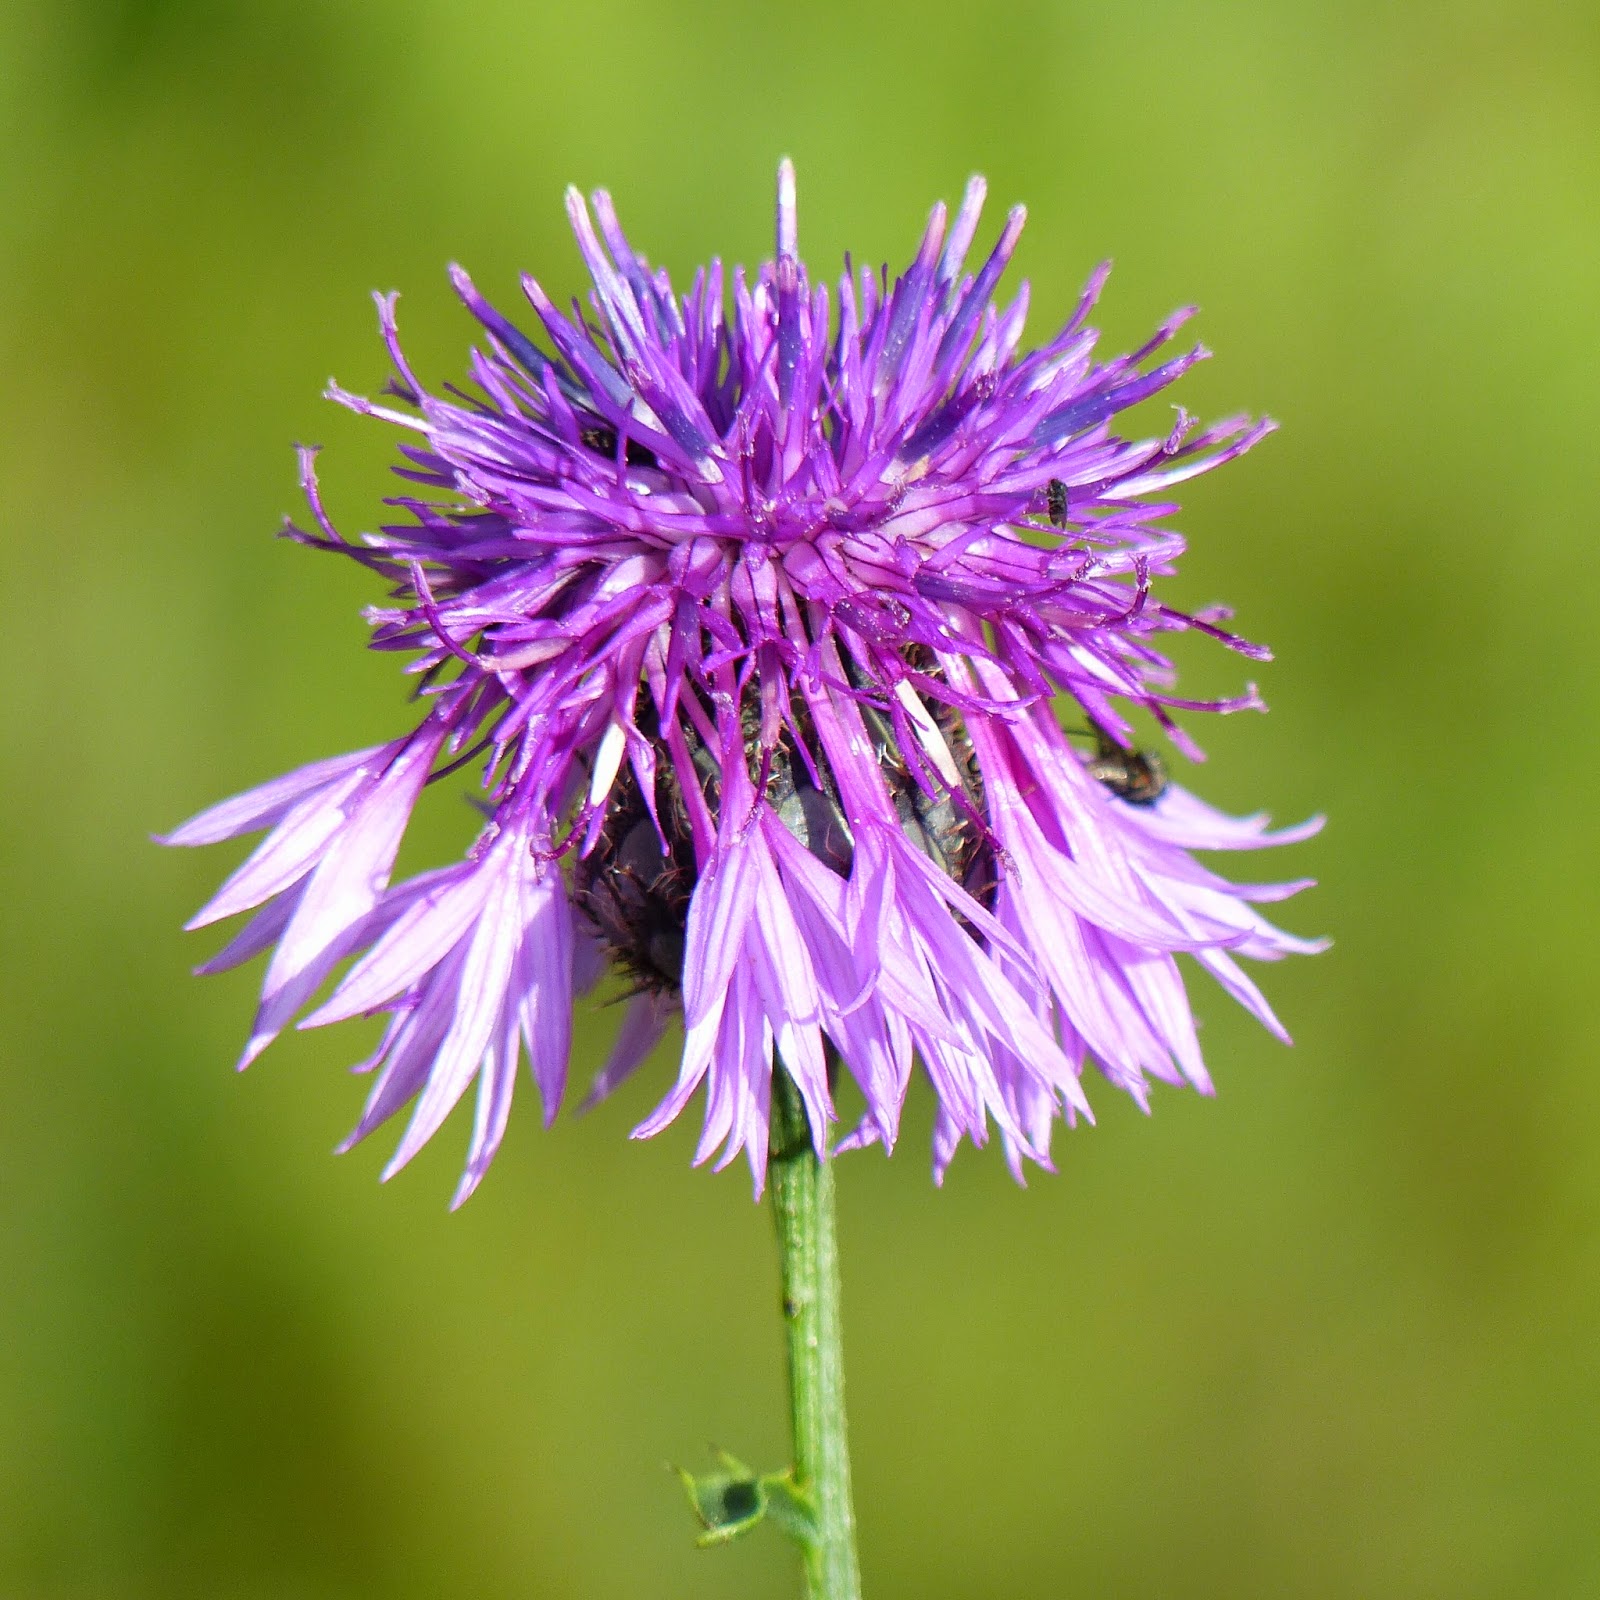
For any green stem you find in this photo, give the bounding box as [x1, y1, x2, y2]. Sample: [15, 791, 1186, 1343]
[769, 1065, 863, 1600]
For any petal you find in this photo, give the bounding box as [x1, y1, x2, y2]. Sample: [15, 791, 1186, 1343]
[183, 763, 373, 930]
[305, 851, 496, 1026]
[383, 837, 525, 1178]
[580, 991, 673, 1112]
[260, 732, 440, 1018]
[159, 746, 381, 847]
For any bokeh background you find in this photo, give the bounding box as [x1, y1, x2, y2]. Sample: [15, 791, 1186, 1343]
[3, 0, 1598, 1594]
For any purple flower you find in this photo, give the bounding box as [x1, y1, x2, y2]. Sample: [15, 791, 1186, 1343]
[165, 163, 1323, 1206]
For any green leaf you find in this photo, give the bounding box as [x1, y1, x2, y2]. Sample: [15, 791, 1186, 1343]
[759, 1471, 820, 1547]
[672, 1451, 819, 1551]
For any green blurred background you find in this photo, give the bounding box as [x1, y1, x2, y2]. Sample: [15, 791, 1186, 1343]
[3, 0, 1598, 1594]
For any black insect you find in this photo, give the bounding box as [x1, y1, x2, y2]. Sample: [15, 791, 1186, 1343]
[1083, 720, 1168, 807]
[578, 421, 659, 469]
[1045, 478, 1070, 529]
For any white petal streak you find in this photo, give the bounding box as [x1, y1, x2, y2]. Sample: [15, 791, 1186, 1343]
[893, 678, 962, 787]
[587, 719, 628, 807]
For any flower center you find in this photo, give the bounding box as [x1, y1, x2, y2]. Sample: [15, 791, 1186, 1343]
[571, 683, 994, 995]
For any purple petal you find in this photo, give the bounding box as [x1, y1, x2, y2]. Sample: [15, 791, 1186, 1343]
[159, 746, 381, 847]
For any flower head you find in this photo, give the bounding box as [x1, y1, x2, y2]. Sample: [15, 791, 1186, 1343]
[165, 163, 1323, 1205]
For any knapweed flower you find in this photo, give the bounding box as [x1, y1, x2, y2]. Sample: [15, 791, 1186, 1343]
[165, 162, 1323, 1206]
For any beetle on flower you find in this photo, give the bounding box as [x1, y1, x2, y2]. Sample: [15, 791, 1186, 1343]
[164, 162, 1323, 1208]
